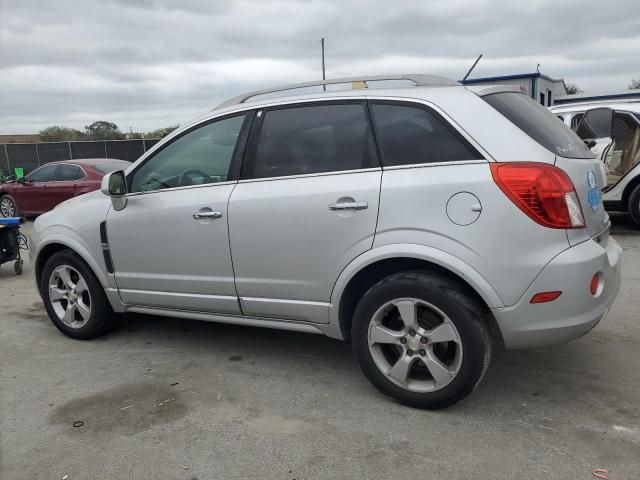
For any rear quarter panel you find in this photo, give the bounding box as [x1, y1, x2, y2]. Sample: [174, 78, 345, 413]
[373, 162, 571, 307]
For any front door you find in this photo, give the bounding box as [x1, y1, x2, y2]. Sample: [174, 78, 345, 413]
[13, 164, 59, 214]
[106, 113, 251, 313]
[228, 102, 382, 324]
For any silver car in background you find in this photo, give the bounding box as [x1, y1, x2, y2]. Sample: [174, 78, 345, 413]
[30, 74, 622, 408]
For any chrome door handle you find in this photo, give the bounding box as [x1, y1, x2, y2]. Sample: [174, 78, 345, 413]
[193, 211, 223, 219]
[328, 201, 368, 211]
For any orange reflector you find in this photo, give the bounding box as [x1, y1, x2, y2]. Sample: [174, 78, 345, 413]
[590, 273, 600, 296]
[530, 291, 562, 303]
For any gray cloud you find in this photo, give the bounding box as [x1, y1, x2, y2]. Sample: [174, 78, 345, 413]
[1, 0, 638, 133]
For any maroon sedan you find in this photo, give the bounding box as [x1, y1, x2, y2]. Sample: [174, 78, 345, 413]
[0, 158, 131, 217]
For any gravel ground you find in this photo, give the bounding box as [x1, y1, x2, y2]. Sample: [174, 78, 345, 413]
[1, 217, 639, 479]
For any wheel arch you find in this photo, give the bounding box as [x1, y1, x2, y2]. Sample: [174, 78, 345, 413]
[621, 172, 640, 209]
[330, 245, 504, 341]
[35, 239, 111, 295]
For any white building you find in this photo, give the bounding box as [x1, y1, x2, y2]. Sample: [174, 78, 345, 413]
[462, 72, 567, 106]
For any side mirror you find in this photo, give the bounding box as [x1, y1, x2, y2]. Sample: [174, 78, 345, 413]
[16, 176, 26, 184]
[101, 170, 128, 211]
[575, 108, 613, 140]
[584, 139, 597, 149]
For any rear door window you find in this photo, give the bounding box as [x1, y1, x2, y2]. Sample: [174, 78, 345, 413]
[56, 164, 85, 181]
[483, 92, 593, 159]
[243, 103, 377, 179]
[575, 109, 613, 140]
[370, 102, 482, 166]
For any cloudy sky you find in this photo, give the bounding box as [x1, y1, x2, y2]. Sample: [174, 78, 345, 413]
[1, 0, 638, 134]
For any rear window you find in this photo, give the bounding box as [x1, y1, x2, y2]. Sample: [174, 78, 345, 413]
[370, 102, 483, 166]
[484, 92, 593, 159]
[92, 161, 131, 174]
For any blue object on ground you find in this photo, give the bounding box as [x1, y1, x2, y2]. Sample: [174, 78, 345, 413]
[0, 217, 23, 226]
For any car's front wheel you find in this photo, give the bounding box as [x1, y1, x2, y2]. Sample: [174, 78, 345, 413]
[352, 271, 491, 409]
[0, 194, 17, 217]
[41, 250, 114, 339]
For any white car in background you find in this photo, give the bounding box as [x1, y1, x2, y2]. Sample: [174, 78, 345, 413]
[551, 102, 640, 226]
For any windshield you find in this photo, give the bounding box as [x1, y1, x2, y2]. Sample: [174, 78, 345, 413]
[484, 92, 594, 159]
[92, 161, 131, 174]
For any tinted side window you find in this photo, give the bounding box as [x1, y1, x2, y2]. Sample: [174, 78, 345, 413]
[245, 103, 376, 179]
[27, 165, 57, 182]
[370, 103, 482, 166]
[56, 165, 85, 181]
[129, 114, 246, 192]
[484, 92, 593, 159]
[575, 108, 612, 140]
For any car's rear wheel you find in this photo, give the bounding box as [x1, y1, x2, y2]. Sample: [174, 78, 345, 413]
[628, 184, 640, 228]
[41, 250, 114, 339]
[352, 271, 491, 409]
[0, 194, 17, 217]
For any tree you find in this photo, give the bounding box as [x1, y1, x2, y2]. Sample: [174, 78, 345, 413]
[84, 121, 124, 140]
[629, 78, 640, 90]
[145, 125, 179, 139]
[565, 82, 582, 95]
[39, 126, 84, 142]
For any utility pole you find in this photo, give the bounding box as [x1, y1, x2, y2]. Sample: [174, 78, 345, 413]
[321, 37, 326, 91]
[462, 54, 483, 82]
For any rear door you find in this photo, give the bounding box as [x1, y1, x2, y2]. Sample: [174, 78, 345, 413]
[228, 101, 381, 324]
[607, 111, 640, 187]
[49, 164, 86, 207]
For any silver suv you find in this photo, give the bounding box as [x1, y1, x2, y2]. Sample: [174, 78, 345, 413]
[31, 74, 622, 409]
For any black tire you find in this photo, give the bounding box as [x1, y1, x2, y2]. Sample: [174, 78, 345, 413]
[40, 249, 114, 339]
[628, 184, 640, 228]
[0, 194, 18, 217]
[351, 271, 491, 409]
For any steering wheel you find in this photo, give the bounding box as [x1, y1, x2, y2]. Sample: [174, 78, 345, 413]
[178, 169, 214, 186]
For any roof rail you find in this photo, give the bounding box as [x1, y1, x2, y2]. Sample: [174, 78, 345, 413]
[215, 74, 459, 109]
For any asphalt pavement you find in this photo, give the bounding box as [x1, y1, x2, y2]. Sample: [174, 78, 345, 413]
[1, 218, 639, 479]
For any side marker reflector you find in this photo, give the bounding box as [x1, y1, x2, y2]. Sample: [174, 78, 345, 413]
[530, 291, 562, 304]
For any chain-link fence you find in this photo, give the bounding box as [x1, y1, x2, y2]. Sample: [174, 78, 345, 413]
[0, 139, 162, 176]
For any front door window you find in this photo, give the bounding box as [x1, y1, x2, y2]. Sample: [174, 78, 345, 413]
[129, 114, 246, 192]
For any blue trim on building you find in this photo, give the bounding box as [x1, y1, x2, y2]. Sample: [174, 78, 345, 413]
[461, 72, 564, 85]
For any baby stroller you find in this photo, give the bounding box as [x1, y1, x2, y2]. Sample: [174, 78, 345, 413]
[0, 217, 27, 275]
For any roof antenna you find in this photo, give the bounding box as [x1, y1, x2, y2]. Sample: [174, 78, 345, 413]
[462, 54, 483, 82]
[321, 37, 326, 92]
[536, 63, 540, 73]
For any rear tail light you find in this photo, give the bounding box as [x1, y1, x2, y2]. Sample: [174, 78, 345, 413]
[490, 162, 585, 229]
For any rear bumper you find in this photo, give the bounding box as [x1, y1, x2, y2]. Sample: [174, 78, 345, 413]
[492, 236, 622, 349]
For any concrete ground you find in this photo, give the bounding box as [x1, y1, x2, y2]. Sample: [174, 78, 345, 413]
[1, 218, 639, 480]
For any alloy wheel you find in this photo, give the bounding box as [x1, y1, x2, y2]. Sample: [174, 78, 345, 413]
[48, 265, 92, 329]
[367, 298, 463, 393]
[0, 197, 16, 217]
